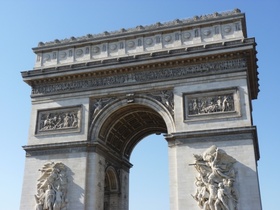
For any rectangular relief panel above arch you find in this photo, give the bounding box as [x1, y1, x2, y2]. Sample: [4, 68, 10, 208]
[183, 87, 241, 122]
[35, 105, 82, 136]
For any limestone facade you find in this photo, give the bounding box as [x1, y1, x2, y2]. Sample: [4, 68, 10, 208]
[20, 9, 261, 210]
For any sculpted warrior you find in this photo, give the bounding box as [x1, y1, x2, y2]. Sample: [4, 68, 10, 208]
[44, 185, 55, 210]
[53, 185, 63, 210]
[35, 162, 68, 210]
[215, 183, 229, 210]
[191, 145, 238, 210]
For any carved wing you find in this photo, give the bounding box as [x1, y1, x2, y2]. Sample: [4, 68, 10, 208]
[216, 148, 236, 165]
[53, 162, 66, 171]
[37, 163, 54, 182]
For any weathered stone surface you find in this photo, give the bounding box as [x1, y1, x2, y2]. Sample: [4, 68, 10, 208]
[20, 9, 261, 210]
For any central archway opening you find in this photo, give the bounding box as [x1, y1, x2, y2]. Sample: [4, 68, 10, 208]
[129, 134, 170, 210]
[95, 100, 174, 210]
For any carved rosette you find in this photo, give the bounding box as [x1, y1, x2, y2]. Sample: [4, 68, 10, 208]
[191, 145, 238, 210]
[35, 162, 68, 210]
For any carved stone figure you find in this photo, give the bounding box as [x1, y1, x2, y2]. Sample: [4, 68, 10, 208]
[225, 179, 238, 210]
[148, 90, 174, 115]
[188, 94, 234, 116]
[34, 189, 44, 210]
[222, 96, 230, 112]
[193, 177, 207, 205]
[92, 99, 103, 119]
[191, 145, 238, 210]
[35, 162, 68, 210]
[44, 185, 55, 210]
[91, 98, 115, 121]
[53, 185, 63, 210]
[39, 110, 79, 132]
[215, 183, 229, 210]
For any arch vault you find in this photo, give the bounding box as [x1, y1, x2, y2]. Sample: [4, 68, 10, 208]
[20, 9, 262, 210]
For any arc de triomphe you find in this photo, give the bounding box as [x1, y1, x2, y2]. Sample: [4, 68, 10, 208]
[20, 9, 262, 210]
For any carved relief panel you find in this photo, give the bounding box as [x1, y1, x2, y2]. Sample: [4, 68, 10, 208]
[184, 88, 240, 121]
[36, 105, 82, 135]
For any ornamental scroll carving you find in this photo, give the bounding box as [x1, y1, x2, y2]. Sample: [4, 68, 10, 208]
[36, 106, 81, 134]
[191, 145, 238, 210]
[34, 162, 68, 210]
[32, 58, 246, 95]
[188, 93, 234, 115]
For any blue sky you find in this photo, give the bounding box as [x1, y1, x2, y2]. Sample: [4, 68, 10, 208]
[1, 1, 279, 209]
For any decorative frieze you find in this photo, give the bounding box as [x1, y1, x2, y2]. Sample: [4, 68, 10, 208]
[184, 88, 240, 121]
[32, 58, 246, 96]
[35, 162, 69, 210]
[191, 145, 238, 210]
[36, 106, 82, 135]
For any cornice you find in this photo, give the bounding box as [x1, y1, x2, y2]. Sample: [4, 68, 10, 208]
[23, 140, 133, 170]
[22, 38, 254, 80]
[33, 9, 244, 51]
[22, 38, 259, 99]
[29, 9, 247, 70]
[165, 126, 257, 139]
[23, 141, 93, 156]
[165, 126, 260, 161]
[22, 9, 259, 99]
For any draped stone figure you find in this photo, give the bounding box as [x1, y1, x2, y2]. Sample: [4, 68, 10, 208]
[191, 145, 238, 210]
[35, 162, 68, 210]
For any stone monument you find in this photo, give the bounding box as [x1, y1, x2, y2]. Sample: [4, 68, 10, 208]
[20, 9, 262, 210]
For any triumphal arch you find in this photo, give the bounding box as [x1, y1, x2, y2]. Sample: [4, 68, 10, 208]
[20, 9, 262, 210]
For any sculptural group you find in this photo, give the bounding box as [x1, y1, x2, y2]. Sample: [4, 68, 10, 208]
[39, 112, 78, 131]
[188, 94, 234, 116]
[34, 162, 68, 210]
[191, 145, 238, 210]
